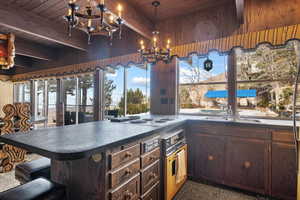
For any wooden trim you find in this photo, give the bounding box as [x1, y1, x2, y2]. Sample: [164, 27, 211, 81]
[11, 24, 300, 81]
[0, 75, 11, 81]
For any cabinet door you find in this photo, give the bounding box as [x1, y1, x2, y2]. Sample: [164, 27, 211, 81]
[271, 142, 297, 200]
[193, 134, 226, 184]
[225, 138, 269, 194]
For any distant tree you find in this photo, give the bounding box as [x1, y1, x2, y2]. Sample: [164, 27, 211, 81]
[104, 76, 116, 109]
[236, 42, 298, 111]
[118, 88, 148, 115]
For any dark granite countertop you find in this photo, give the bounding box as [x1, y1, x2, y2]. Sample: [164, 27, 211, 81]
[0, 114, 294, 160]
[0, 119, 186, 160]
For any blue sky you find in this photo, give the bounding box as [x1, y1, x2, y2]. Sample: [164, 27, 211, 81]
[107, 65, 150, 107]
[179, 51, 228, 83]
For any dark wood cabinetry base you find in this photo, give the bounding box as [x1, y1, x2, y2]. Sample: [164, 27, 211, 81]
[187, 121, 297, 200]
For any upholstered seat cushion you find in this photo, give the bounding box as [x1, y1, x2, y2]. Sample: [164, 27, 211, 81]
[0, 177, 65, 200]
[15, 157, 51, 184]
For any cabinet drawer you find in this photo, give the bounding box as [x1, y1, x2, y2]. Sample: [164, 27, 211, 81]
[141, 148, 160, 169]
[110, 174, 140, 200]
[141, 160, 160, 194]
[110, 144, 140, 170]
[110, 158, 141, 189]
[140, 182, 160, 200]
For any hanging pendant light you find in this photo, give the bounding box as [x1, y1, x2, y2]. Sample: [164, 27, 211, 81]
[138, 1, 171, 64]
[64, 0, 124, 44]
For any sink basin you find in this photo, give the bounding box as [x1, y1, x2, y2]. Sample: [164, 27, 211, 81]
[234, 118, 261, 123]
[204, 116, 227, 120]
[203, 116, 261, 123]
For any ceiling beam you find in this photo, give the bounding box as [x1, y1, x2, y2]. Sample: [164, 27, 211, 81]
[104, 0, 154, 39]
[15, 38, 56, 61]
[0, 4, 88, 51]
[235, 0, 244, 24]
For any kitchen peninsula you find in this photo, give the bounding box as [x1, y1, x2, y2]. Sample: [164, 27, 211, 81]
[0, 116, 296, 200]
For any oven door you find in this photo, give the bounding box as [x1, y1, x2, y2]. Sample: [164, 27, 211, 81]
[164, 144, 187, 200]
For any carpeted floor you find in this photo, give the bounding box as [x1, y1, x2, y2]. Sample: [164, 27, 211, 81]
[174, 181, 266, 200]
[0, 154, 41, 192]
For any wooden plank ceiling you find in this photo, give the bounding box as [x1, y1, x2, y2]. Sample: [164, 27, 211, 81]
[0, 0, 238, 71]
[127, 0, 232, 21]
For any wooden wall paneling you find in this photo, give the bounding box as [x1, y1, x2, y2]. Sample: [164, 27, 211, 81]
[157, 0, 300, 47]
[227, 49, 237, 115]
[94, 69, 105, 121]
[150, 58, 177, 115]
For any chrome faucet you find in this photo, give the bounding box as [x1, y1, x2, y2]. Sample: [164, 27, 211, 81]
[224, 105, 233, 120]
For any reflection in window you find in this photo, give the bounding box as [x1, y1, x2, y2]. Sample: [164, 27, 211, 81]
[14, 82, 30, 103]
[236, 41, 298, 119]
[47, 79, 57, 127]
[63, 77, 77, 125]
[105, 67, 124, 117]
[78, 74, 94, 123]
[36, 80, 45, 119]
[179, 52, 228, 115]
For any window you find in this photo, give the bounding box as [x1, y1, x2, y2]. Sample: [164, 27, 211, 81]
[78, 74, 94, 123]
[63, 77, 77, 125]
[105, 64, 151, 118]
[126, 65, 150, 115]
[14, 82, 30, 103]
[105, 67, 124, 118]
[47, 79, 57, 127]
[179, 52, 228, 115]
[35, 80, 46, 119]
[236, 41, 298, 119]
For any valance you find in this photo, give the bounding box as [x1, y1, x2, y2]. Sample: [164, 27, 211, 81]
[12, 24, 300, 81]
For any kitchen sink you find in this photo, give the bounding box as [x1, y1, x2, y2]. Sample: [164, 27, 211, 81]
[203, 116, 261, 123]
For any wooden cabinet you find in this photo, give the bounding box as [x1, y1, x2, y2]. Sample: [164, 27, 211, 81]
[271, 142, 297, 200]
[141, 160, 160, 194]
[188, 122, 296, 199]
[110, 144, 140, 170]
[109, 174, 140, 200]
[109, 158, 141, 189]
[193, 134, 226, 184]
[225, 138, 269, 194]
[106, 136, 161, 200]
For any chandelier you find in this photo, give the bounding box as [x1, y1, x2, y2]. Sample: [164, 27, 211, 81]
[64, 0, 124, 44]
[138, 1, 171, 64]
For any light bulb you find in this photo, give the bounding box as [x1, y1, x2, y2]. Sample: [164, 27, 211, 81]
[67, 8, 72, 16]
[88, 19, 92, 27]
[117, 4, 122, 18]
[109, 15, 114, 23]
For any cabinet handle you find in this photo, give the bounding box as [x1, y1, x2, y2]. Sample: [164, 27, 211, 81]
[149, 156, 156, 161]
[208, 155, 214, 161]
[149, 172, 157, 180]
[125, 168, 132, 175]
[244, 161, 251, 169]
[125, 152, 132, 158]
[124, 190, 133, 200]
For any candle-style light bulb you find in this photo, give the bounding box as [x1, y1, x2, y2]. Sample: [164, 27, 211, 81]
[166, 39, 171, 49]
[117, 4, 122, 18]
[109, 15, 114, 23]
[88, 19, 92, 27]
[101, 0, 105, 4]
[67, 8, 72, 16]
